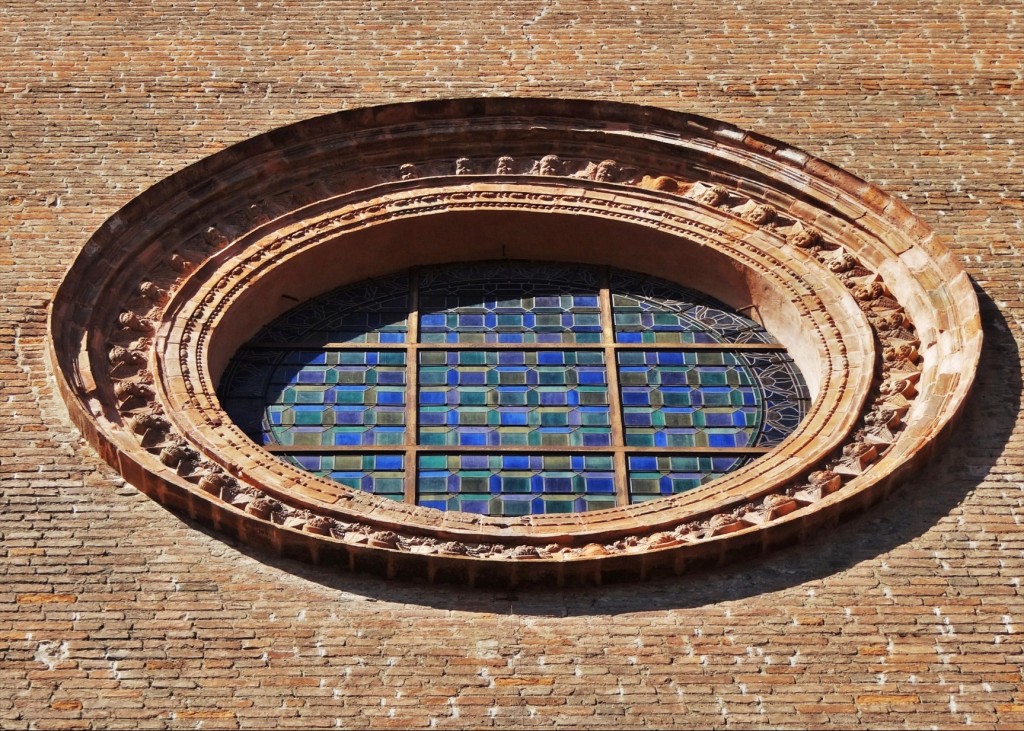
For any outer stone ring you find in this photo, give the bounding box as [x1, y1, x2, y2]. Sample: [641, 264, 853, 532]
[49, 98, 981, 586]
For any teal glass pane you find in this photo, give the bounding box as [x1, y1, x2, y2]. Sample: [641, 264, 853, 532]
[283, 453, 404, 501]
[418, 262, 602, 344]
[626, 454, 749, 503]
[418, 350, 611, 448]
[417, 454, 616, 515]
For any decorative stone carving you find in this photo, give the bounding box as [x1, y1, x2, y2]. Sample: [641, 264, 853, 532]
[637, 175, 679, 192]
[439, 541, 468, 556]
[747, 493, 799, 523]
[705, 513, 746, 537]
[495, 156, 516, 174]
[854, 282, 901, 312]
[168, 253, 191, 273]
[826, 252, 859, 273]
[809, 470, 842, 492]
[881, 376, 918, 401]
[229, 490, 255, 509]
[511, 545, 542, 560]
[873, 311, 916, 342]
[593, 159, 620, 182]
[535, 155, 562, 176]
[113, 373, 154, 403]
[132, 183, 916, 571]
[118, 312, 154, 333]
[577, 543, 610, 557]
[108, 345, 146, 373]
[862, 421, 897, 446]
[368, 530, 400, 549]
[884, 343, 920, 366]
[303, 516, 334, 535]
[159, 442, 197, 469]
[838, 442, 879, 474]
[246, 496, 281, 520]
[865, 407, 902, 431]
[117, 183, 924, 575]
[203, 226, 228, 247]
[787, 223, 824, 250]
[736, 200, 777, 226]
[793, 469, 845, 502]
[128, 410, 169, 437]
[688, 182, 728, 207]
[647, 531, 684, 549]
[198, 471, 237, 495]
[137, 281, 167, 304]
[109, 338, 150, 362]
[48, 98, 981, 586]
[247, 203, 271, 226]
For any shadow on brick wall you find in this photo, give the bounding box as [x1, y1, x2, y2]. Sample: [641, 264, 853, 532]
[185, 284, 1019, 615]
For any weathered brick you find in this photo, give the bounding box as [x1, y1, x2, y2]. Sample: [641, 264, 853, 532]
[3, 0, 1023, 728]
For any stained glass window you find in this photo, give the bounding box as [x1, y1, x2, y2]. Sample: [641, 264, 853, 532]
[218, 262, 811, 516]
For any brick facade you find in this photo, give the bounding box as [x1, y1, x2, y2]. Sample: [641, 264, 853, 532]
[2, 1, 1022, 728]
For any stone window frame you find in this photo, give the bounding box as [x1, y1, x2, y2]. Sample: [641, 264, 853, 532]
[49, 99, 981, 586]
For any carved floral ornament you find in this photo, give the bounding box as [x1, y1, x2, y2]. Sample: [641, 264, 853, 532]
[49, 99, 981, 587]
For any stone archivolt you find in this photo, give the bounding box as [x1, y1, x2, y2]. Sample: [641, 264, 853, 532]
[49, 99, 980, 586]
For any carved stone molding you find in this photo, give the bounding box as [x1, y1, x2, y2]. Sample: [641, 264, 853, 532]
[49, 98, 981, 587]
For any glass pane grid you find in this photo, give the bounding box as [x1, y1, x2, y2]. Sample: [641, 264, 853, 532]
[218, 263, 812, 517]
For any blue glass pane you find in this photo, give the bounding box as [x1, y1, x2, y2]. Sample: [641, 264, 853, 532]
[225, 351, 406, 447]
[619, 351, 760, 448]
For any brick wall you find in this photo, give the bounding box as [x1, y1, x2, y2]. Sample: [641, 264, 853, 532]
[2, 1, 1022, 727]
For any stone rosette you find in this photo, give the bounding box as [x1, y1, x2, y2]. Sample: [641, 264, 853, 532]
[49, 99, 981, 586]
